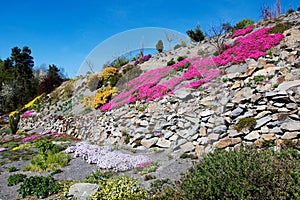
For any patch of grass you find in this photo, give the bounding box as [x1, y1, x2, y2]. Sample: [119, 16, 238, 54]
[180, 153, 198, 159]
[234, 117, 257, 132]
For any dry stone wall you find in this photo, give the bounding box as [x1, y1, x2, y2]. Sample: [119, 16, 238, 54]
[19, 16, 300, 157]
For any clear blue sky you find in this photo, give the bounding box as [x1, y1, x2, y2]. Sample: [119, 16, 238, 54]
[0, 0, 298, 77]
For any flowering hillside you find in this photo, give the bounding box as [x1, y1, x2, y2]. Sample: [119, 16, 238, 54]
[100, 26, 284, 111]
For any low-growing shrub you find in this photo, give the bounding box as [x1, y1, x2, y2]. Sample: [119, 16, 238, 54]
[7, 173, 27, 186]
[93, 86, 117, 109]
[91, 175, 148, 200]
[23, 152, 71, 172]
[177, 56, 188, 62]
[87, 73, 102, 92]
[18, 175, 61, 199]
[160, 147, 300, 199]
[253, 75, 265, 83]
[233, 19, 254, 31]
[167, 58, 176, 66]
[7, 165, 17, 172]
[86, 169, 114, 183]
[268, 22, 292, 34]
[234, 117, 257, 132]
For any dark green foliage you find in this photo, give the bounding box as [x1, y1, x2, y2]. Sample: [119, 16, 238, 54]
[298, 6, 300, 12]
[156, 40, 164, 53]
[173, 44, 181, 50]
[234, 117, 257, 132]
[9, 112, 20, 134]
[253, 75, 265, 83]
[286, 9, 295, 14]
[158, 147, 300, 200]
[180, 153, 198, 159]
[268, 22, 292, 34]
[186, 24, 205, 43]
[35, 139, 64, 156]
[177, 56, 188, 62]
[7, 173, 27, 186]
[18, 175, 61, 198]
[167, 58, 176, 66]
[233, 19, 254, 31]
[110, 56, 129, 68]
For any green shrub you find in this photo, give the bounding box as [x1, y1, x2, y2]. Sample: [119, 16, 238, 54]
[177, 56, 188, 62]
[35, 140, 64, 156]
[167, 58, 176, 66]
[18, 175, 61, 199]
[159, 147, 300, 200]
[7, 173, 27, 186]
[91, 175, 148, 200]
[7, 165, 17, 172]
[186, 24, 205, 43]
[268, 22, 292, 34]
[234, 117, 257, 132]
[253, 75, 265, 83]
[23, 152, 70, 172]
[286, 9, 295, 14]
[233, 19, 254, 31]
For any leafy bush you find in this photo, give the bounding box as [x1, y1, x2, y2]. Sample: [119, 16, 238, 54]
[158, 147, 300, 199]
[7, 165, 17, 172]
[177, 56, 188, 62]
[298, 6, 300, 12]
[110, 57, 129, 68]
[233, 19, 254, 31]
[167, 58, 176, 66]
[91, 175, 148, 200]
[286, 9, 295, 14]
[35, 139, 64, 156]
[186, 24, 205, 42]
[268, 22, 292, 34]
[234, 117, 257, 132]
[18, 175, 61, 199]
[7, 173, 27, 186]
[23, 152, 70, 172]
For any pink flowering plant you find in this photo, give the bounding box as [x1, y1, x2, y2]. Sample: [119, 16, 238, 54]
[232, 25, 254, 38]
[21, 110, 37, 118]
[101, 26, 284, 111]
[134, 160, 158, 175]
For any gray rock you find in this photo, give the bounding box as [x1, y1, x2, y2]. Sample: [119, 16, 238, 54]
[156, 138, 172, 148]
[244, 131, 260, 141]
[197, 137, 209, 145]
[281, 120, 300, 131]
[281, 132, 299, 140]
[231, 107, 244, 117]
[270, 127, 283, 134]
[213, 125, 227, 134]
[200, 110, 214, 117]
[265, 91, 287, 98]
[228, 130, 245, 138]
[180, 142, 195, 153]
[174, 89, 193, 100]
[68, 183, 99, 200]
[277, 80, 300, 91]
[225, 64, 248, 74]
[141, 137, 159, 148]
[255, 116, 272, 129]
[208, 133, 219, 141]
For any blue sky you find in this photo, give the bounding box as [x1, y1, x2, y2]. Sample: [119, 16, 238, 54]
[0, 0, 298, 77]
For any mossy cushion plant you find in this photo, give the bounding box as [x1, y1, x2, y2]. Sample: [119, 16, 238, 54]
[154, 146, 300, 200]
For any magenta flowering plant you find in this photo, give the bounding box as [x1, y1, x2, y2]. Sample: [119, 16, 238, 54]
[21, 135, 38, 142]
[232, 25, 254, 38]
[22, 110, 36, 118]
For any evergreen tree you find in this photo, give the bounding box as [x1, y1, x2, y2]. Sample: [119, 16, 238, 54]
[156, 40, 164, 53]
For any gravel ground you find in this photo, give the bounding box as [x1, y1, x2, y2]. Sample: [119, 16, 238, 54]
[0, 146, 197, 200]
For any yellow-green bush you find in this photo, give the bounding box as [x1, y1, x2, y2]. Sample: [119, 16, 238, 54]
[23, 93, 45, 111]
[91, 175, 148, 200]
[101, 67, 118, 80]
[93, 86, 117, 109]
